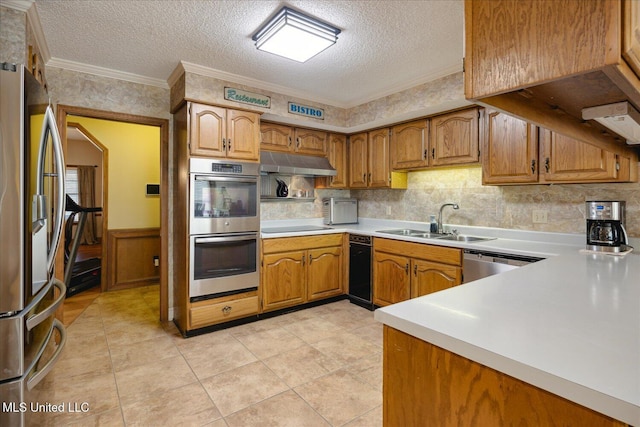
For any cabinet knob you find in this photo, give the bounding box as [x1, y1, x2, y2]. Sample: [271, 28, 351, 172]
[223, 138, 227, 150]
[228, 139, 231, 151]
[222, 305, 232, 315]
[405, 263, 409, 274]
[544, 157, 550, 173]
[531, 159, 536, 174]
[309, 254, 313, 264]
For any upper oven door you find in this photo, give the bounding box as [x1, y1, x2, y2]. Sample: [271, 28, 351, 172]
[189, 173, 259, 234]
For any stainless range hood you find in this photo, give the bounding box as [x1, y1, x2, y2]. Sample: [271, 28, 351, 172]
[260, 151, 337, 176]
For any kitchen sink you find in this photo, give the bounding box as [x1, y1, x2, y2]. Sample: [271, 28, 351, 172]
[437, 235, 495, 242]
[378, 229, 495, 243]
[378, 229, 448, 239]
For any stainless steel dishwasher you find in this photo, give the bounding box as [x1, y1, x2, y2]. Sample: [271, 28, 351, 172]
[462, 250, 543, 283]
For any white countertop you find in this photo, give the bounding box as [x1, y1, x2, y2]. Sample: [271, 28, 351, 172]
[261, 217, 640, 424]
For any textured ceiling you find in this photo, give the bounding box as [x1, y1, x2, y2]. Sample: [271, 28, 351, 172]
[33, 0, 464, 108]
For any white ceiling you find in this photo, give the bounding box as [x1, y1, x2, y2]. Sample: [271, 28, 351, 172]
[33, 0, 464, 108]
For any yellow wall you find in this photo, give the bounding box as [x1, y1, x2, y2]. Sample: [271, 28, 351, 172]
[68, 116, 160, 229]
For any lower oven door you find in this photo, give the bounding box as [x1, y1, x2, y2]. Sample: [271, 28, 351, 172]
[190, 233, 259, 301]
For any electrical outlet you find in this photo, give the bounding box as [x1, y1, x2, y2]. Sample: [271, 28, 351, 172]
[386, 205, 392, 215]
[153, 256, 159, 267]
[532, 210, 548, 224]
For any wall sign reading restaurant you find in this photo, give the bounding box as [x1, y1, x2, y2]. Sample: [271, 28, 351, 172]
[224, 87, 271, 108]
[288, 102, 324, 120]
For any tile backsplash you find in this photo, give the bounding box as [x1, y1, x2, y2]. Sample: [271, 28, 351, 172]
[265, 165, 640, 237]
[354, 166, 640, 237]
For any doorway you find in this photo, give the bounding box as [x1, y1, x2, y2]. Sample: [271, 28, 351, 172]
[56, 105, 170, 322]
[64, 122, 105, 303]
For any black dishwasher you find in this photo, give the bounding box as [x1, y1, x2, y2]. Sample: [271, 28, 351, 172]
[348, 234, 373, 310]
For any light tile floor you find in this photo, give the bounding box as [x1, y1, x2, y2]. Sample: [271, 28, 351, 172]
[33, 285, 383, 426]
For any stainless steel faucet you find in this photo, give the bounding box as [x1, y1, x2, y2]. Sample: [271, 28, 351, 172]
[438, 203, 459, 234]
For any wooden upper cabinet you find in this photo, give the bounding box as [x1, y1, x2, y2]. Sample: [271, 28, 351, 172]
[326, 133, 348, 188]
[430, 108, 480, 166]
[483, 109, 637, 185]
[189, 103, 259, 161]
[540, 130, 621, 183]
[368, 128, 391, 188]
[482, 110, 538, 184]
[482, 110, 539, 185]
[260, 122, 327, 156]
[190, 104, 226, 157]
[260, 122, 293, 152]
[226, 109, 261, 160]
[295, 128, 327, 156]
[348, 132, 369, 188]
[391, 120, 429, 170]
[465, 0, 620, 99]
[465, 0, 640, 160]
[623, 0, 640, 77]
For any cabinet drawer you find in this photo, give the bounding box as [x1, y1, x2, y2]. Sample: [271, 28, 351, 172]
[189, 296, 259, 329]
[262, 234, 343, 253]
[374, 237, 462, 266]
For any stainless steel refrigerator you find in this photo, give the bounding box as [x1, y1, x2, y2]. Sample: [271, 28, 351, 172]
[0, 64, 67, 426]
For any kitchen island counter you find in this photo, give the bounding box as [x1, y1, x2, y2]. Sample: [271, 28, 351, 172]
[375, 251, 640, 425]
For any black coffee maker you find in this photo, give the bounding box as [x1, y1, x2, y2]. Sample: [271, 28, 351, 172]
[586, 201, 629, 252]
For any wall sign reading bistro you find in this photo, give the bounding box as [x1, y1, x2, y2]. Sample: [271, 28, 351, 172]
[288, 102, 324, 120]
[224, 87, 271, 108]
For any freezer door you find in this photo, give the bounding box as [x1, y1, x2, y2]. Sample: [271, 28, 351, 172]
[0, 319, 66, 427]
[0, 68, 25, 314]
[0, 279, 66, 382]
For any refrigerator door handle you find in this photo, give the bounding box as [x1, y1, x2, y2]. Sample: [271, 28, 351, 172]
[34, 105, 65, 273]
[25, 278, 66, 331]
[26, 318, 67, 391]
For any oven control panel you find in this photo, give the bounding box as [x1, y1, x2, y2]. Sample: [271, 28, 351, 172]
[211, 163, 243, 174]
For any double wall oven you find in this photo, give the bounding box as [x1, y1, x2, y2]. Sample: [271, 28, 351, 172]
[188, 158, 260, 301]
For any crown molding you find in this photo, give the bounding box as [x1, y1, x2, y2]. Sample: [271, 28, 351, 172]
[46, 58, 169, 89]
[346, 63, 464, 108]
[26, 2, 50, 62]
[0, 0, 33, 12]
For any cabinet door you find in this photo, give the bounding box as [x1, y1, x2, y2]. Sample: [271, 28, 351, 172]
[326, 133, 348, 188]
[373, 251, 410, 306]
[540, 129, 619, 183]
[349, 132, 368, 188]
[431, 108, 480, 166]
[260, 122, 293, 153]
[624, 0, 640, 78]
[482, 110, 539, 184]
[391, 120, 429, 170]
[411, 260, 462, 299]
[295, 128, 327, 156]
[262, 251, 305, 312]
[368, 128, 391, 188]
[307, 246, 343, 301]
[226, 110, 260, 161]
[190, 103, 226, 157]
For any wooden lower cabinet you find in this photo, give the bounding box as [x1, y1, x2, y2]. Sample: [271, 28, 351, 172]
[261, 234, 345, 312]
[188, 291, 259, 330]
[373, 238, 462, 307]
[383, 326, 626, 427]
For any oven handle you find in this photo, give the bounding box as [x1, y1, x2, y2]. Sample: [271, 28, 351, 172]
[195, 233, 258, 244]
[194, 175, 258, 183]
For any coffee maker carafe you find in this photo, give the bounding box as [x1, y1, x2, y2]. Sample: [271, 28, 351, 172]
[586, 201, 629, 252]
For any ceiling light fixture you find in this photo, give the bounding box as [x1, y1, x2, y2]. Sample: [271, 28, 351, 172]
[252, 6, 341, 63]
